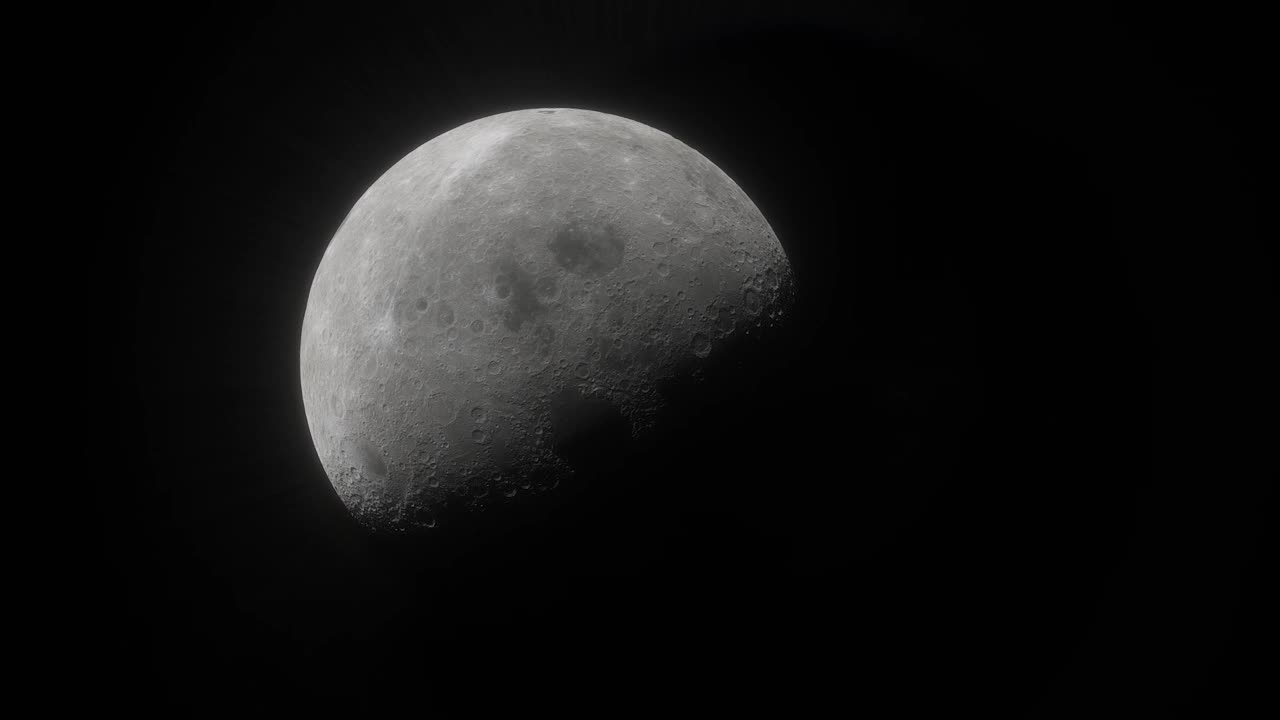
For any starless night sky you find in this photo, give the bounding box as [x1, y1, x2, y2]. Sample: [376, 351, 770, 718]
[86, 2, 1271, 716]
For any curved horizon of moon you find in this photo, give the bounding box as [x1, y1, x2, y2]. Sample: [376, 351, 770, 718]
[300, 108, 795, 532]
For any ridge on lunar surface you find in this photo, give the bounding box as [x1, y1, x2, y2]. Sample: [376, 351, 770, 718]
[300, 108, 795, 532]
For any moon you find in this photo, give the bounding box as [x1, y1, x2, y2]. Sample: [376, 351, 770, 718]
[300, 108, 795, 532]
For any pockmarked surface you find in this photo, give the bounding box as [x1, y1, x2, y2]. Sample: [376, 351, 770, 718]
[301, 108, 795, 531]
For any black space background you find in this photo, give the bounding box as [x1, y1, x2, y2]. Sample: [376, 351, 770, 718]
[76, 2, 1272, 716]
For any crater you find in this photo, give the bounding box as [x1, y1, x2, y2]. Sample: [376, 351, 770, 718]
[692, 333, 712, 358]
[435, 302, 455, 327]
[547, 222, 625, 277]
[716, 307, 735, 333]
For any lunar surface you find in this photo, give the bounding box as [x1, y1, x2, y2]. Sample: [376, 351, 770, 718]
[301, 108, 795, 532]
